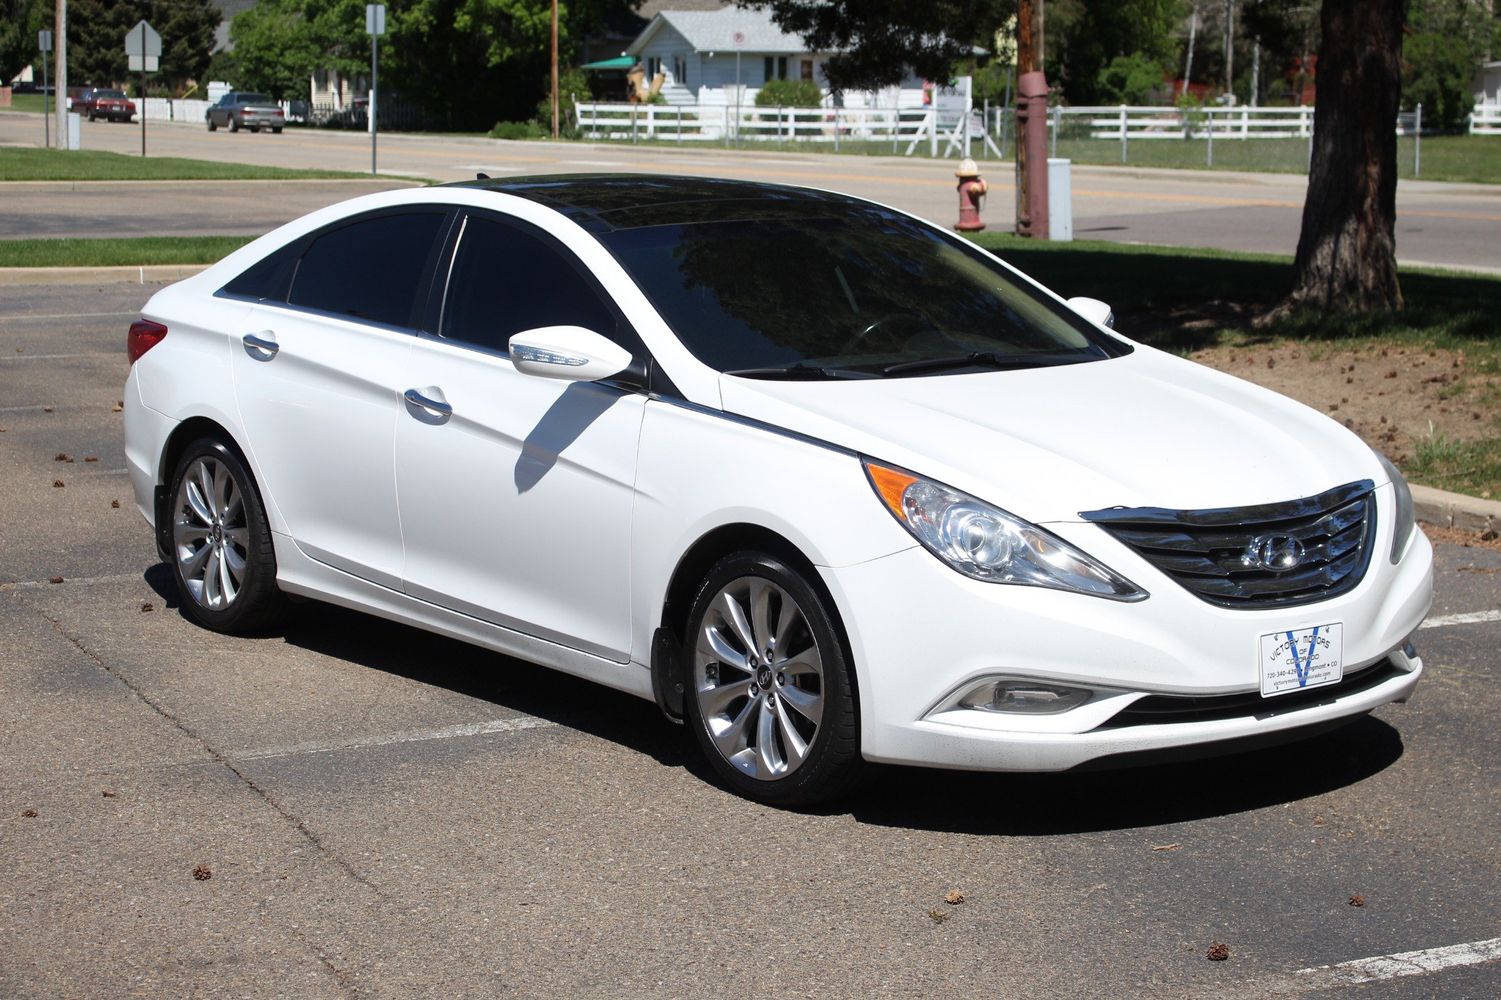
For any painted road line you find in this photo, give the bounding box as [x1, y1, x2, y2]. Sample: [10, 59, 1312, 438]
[0, 353, 115, 361]
[0, 310, 140, 321]
[1420, 609, 1501, 629]
[1289, 936, 1501, 991]
[2, 572, 148, 590]
[236, 716, 561, 762]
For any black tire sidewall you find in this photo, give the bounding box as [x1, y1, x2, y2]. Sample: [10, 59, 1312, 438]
[165, 438, 283, 635]
[683, 551, 861, 806]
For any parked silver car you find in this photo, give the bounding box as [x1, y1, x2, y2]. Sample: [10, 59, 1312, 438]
[206, 92, 285, 133]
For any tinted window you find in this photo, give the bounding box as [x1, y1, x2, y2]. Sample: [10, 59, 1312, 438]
[221, 241, 301, 301]
[288, 212, 446, 328]
[597, 207, 1129, 377]
[440, 215, 618, 353]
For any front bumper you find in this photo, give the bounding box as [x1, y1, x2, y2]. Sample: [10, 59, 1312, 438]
[821, 490, 1433, 772]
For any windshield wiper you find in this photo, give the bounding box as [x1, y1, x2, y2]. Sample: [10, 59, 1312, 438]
[723, 363, 874, 380]
[878, 352, 1053, 377]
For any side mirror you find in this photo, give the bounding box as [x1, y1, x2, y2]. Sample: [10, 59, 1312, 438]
[508, 326, 633, 383]
[1066, 296, 1115, 330]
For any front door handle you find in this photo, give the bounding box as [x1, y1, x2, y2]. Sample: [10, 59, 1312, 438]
[403, 387, 453, 419]
[241, 332, 279, 361]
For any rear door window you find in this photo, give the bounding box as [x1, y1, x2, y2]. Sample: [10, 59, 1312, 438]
[287, 211, 448, 329]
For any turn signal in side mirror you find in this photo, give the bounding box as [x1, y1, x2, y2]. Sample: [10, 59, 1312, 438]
[508, 326, 633, 382]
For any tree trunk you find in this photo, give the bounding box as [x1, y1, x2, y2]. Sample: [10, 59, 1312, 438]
[1278, 0, 1405, 316]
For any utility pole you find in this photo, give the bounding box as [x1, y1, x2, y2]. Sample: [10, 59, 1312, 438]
[53, 0, 67, 150]
[1224, 0, 1236, 100]
[1014, 0, 1048, 238]
[550, 0, 559, 138]
[1183, 4, 1198, 96]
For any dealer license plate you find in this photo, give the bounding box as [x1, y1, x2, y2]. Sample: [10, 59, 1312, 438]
[1259, 623, 1344, 697]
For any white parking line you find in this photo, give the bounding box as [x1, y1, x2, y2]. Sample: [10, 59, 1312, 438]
[1283, 936, 1501, 992]
[1420, 609, 1501, 629]
[0, 352, 113, 361]
[236, 716, 560, 762]
[0, 310, 139, 321]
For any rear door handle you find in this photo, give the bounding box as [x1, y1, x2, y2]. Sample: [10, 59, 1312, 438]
[241, 332, 279, 360]
[403, 387, 453, 419]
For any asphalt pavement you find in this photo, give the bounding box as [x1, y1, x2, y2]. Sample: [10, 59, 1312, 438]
[3, 110, 1500, 274]
[1, 281, 1499, 998]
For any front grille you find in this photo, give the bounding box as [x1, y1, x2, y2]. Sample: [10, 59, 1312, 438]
[1083, 480, 1376, 609]
[1093, 660, 1403, 729]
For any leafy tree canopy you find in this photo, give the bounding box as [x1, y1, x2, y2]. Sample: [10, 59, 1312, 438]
[744, 1, 1015, 91]
[1403, 0, 1500, 129]
[67, 0, 220, 91]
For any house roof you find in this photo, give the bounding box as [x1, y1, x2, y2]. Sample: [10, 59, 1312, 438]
[627, 8, 812, 57]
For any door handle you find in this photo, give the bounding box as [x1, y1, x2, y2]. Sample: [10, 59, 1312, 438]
[403, 387, 453, 418]
[241, 332, 279, 360]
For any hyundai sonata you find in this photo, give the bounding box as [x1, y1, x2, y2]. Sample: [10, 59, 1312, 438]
[122, 176, 1432, 804]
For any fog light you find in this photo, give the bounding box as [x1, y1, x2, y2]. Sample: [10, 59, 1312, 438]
[958, 680, 1093, 714]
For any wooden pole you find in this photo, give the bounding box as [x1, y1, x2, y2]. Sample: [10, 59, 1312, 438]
[551, 0, 559, 138]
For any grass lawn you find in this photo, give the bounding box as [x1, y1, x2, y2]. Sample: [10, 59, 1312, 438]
[0, 147, 378, 181]
[4, 93, 51, 115]
[0, 236, 252, 267]
[972, 233, 1501, 499]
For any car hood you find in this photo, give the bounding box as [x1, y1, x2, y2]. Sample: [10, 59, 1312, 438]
[717, 345, 1382, 523]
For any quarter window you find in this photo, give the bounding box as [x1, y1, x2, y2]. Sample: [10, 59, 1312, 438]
[287, 211, 447, 328]
[439, 215, 619, 354]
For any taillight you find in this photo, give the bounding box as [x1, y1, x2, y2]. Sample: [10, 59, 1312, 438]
[128, 319, 167, 363]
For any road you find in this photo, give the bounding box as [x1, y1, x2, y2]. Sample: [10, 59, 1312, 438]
[1, 280, 1499, 998]
[3, 110, 1501, 274]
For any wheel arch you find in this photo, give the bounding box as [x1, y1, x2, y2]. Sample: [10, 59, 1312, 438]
[650, 521, 859, 726]
[153, 417, 260, 561]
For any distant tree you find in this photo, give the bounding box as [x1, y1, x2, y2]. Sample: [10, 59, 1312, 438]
[1047, 0, 1185, 104]
[1403, 0, 1499, 129]
[1095, 53, 1171, 104]
[0, 0, 49, 84]
[62, 0, 220, 91]
[228, 0, 326, 100]
[744, 1, 1015, 92]
[1276, 0, 1405, 316]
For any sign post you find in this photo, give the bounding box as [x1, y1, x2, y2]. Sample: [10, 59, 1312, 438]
[38, 30, 52, 148]
[366, 4, 385, 176]
[124, 19, 160, 156]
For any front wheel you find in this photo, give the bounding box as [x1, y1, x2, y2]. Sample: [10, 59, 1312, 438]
[207, 117, 217, 131]
[684, 552, 861, 805]
[166, 439, 287, 635]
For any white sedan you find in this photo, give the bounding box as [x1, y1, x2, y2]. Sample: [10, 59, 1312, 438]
[122, 177, 1433, 805]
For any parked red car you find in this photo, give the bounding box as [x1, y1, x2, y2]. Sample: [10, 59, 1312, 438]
[78, 88, 136, 123]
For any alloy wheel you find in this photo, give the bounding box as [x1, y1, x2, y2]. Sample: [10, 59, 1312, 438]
[172, 455, 250, 611]
[693, 576, 825, 780]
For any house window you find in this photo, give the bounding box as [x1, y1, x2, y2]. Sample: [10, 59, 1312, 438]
[762, 56, 788, 82]
[800, 59, 814, 81]
[673, 56, 687, 86]
[646, 56, 661, 79]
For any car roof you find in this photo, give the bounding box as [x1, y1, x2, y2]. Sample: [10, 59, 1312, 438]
[444, 174, 876, 233]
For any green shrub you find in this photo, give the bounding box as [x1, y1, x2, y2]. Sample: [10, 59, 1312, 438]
[1096, 54, 1168, 106]
[755, 78, 823, 108]
[490, 120, 546, 140]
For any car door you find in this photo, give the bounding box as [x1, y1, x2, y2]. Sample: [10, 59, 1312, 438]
[393, 210, 647, 661]
[229, 208, 451, 590]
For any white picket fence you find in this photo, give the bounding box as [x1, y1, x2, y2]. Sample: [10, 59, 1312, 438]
[576, 101, 937, 147]
[1471, 105, 1501, 135]
[1054, 104, 1429, 140]
[139, 97, 213, 123]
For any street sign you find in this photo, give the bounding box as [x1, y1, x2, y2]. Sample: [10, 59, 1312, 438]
[366, 4, 386, 36]
[125, 20, 161, 73]
[38, 29, 52, 51]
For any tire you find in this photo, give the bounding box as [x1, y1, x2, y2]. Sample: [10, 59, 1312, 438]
[87, 110, 96, 122]
[683, 551, 861, 806]
[249, 126, 259, 133]
[165, 438, 287, 635]
[271, 127, 282, 134]
[229, 117, 239, 133]
[207, 117, 217, 131]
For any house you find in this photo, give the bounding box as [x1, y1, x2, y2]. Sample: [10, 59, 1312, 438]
[624, 6, 924, 109]
[1476, 60, 1501, 106]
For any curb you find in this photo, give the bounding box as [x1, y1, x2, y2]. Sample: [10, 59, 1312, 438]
[1412, 483, 1501, 535]
[0, 264, 208, 286]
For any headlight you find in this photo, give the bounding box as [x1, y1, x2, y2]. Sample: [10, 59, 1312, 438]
[1375, 450, 1415, 564]
[864, 460, 1146, 601]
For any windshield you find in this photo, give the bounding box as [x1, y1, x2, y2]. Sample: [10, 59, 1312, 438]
[597, 207, 1129, 378]
[97, 90, 127, 99]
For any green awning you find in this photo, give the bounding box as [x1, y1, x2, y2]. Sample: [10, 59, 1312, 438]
[579, 56, 636, 71]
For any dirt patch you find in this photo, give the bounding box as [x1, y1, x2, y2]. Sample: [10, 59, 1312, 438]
[1188, 342, 1499, 466]
[1422, 524, 1501, 553]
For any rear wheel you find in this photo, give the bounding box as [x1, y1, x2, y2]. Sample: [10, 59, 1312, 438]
[684, 551, 861, 806]
[229, 117, 239, 133]
[207, 117, 217, 131]
[271, 127, 282, 134]
[166, 439, 287, 635]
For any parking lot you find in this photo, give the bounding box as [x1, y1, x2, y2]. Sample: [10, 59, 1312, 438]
[2, 278, 1499, 998]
